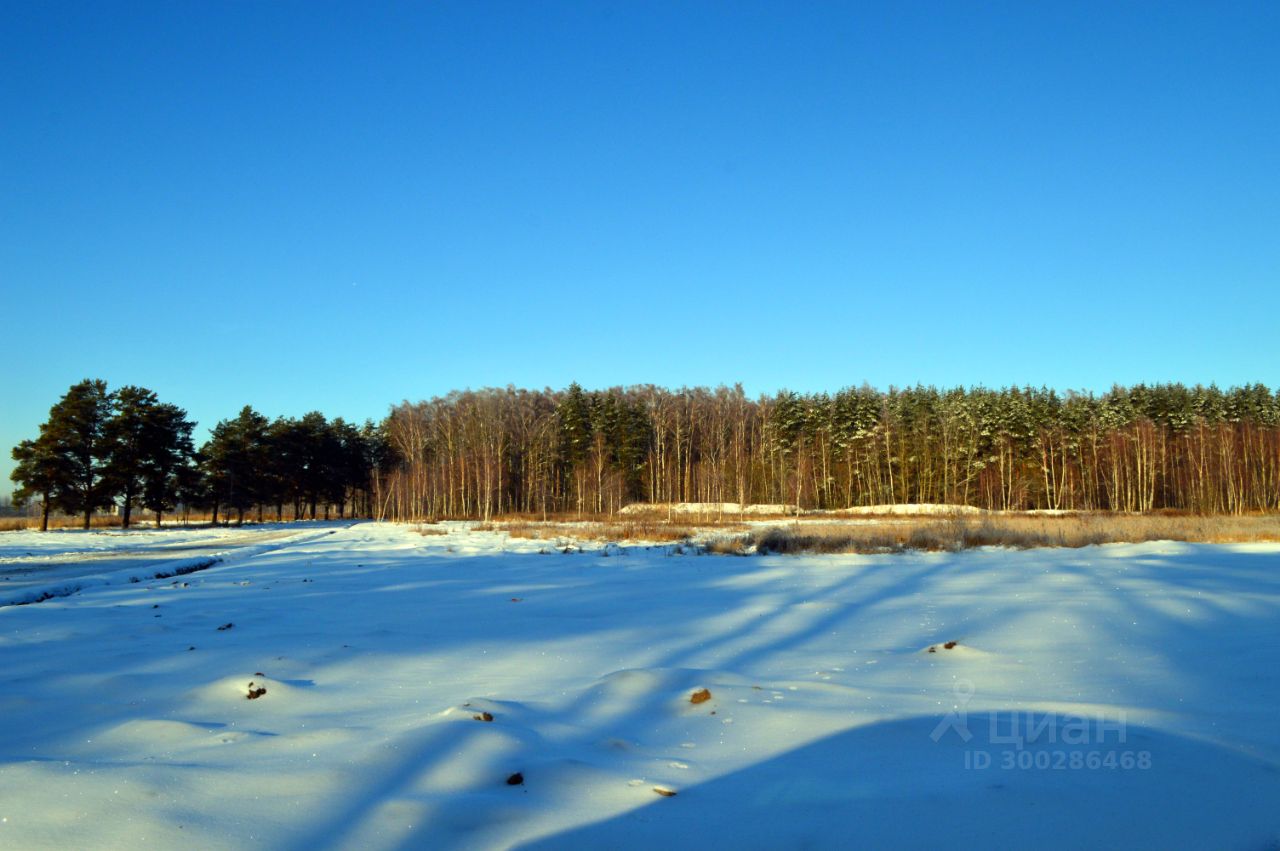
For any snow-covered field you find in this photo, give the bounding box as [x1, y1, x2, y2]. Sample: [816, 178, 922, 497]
[0, 524, 341, 606]
[1, 522, 1278, 849]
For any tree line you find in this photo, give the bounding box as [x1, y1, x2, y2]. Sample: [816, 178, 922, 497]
[379, 383, 1280, 520]
[13, 380, 1280, 529]
[9, 380, 381, 530]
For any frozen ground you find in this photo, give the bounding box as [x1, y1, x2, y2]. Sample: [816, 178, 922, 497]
[1, 522, 1278, 849]
[0, 524, 340, 606]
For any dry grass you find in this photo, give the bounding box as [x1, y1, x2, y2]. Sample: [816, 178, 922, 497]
[0, 514, 128, 532]
[0, 510, 296, 532]
[473, 511, 1280, 554]
[743, 513, 1280, 555]
[490, 518, 720, 544]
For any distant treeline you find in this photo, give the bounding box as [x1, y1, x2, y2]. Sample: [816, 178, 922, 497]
[381, 383, 1280, 519]
[10, 380, 381, 530]
[12, 381, 1280, 530]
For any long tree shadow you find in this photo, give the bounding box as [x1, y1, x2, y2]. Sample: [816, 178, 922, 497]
[514, 711, 1280, 850]
[5, 533, 1280, 849]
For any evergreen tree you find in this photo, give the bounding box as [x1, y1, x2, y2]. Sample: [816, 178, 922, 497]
[202, 406, 270, 524]
[296, 411, 335, 520]
[264, 417, 300, 521]
[10, 435, 64, 531]
[43, 379, 116, 528]
[556, 383, 594, 466]
[103, 385, 161, 528]
[137, 402, 196, 528]
[556, 383, 594, 512]
[174, 451, 210, 524]
[330, 418, 369, 519]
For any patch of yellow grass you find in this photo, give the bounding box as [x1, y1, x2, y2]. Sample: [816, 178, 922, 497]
[746, 513, 1280, 554]
[480, 512, 1280, 554]
[490, 518, 723, 544]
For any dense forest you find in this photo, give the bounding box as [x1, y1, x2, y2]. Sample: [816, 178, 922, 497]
[10, 380, 1280, 529]
[380, 383, 1280, 520]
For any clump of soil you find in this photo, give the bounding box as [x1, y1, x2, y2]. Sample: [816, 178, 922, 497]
[927, 641, 960, 653]
[474, 711, 494, 722]
[653, 786, 678, 797]
[690, 688, 712, 705]
[246, 682, 267, 700]
[506, 772, 524, 785]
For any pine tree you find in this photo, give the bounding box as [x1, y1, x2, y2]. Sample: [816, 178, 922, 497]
[137, 403, 196, 528]
[556, 383, 594, 466]
[296, 412, 335, 520]
[264, 418, 299, 521]
[556, 383, 594, 513]
[329, 418, 369, 519]
[202, 406, 270, 524]
[43, 379, 116, 528]
[10, 435, 64, 531]
[103, 385, 161, 529]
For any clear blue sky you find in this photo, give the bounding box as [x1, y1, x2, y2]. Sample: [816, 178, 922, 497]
[3, 1, 1278, 490]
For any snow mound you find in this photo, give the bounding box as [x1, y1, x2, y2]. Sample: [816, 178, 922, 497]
[187, 674, 307, 707]
[576, 667, 742, 719]
[921, 640, 991, 659]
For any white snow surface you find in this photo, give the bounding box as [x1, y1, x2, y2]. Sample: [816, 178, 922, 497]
[0, 524, 338, 605]
[1, 522, 1278, 849]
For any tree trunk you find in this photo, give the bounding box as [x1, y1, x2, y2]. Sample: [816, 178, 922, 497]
[41, 495, 50, 532]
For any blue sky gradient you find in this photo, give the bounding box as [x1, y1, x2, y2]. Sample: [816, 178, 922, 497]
[3, 1, 1278, 488]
